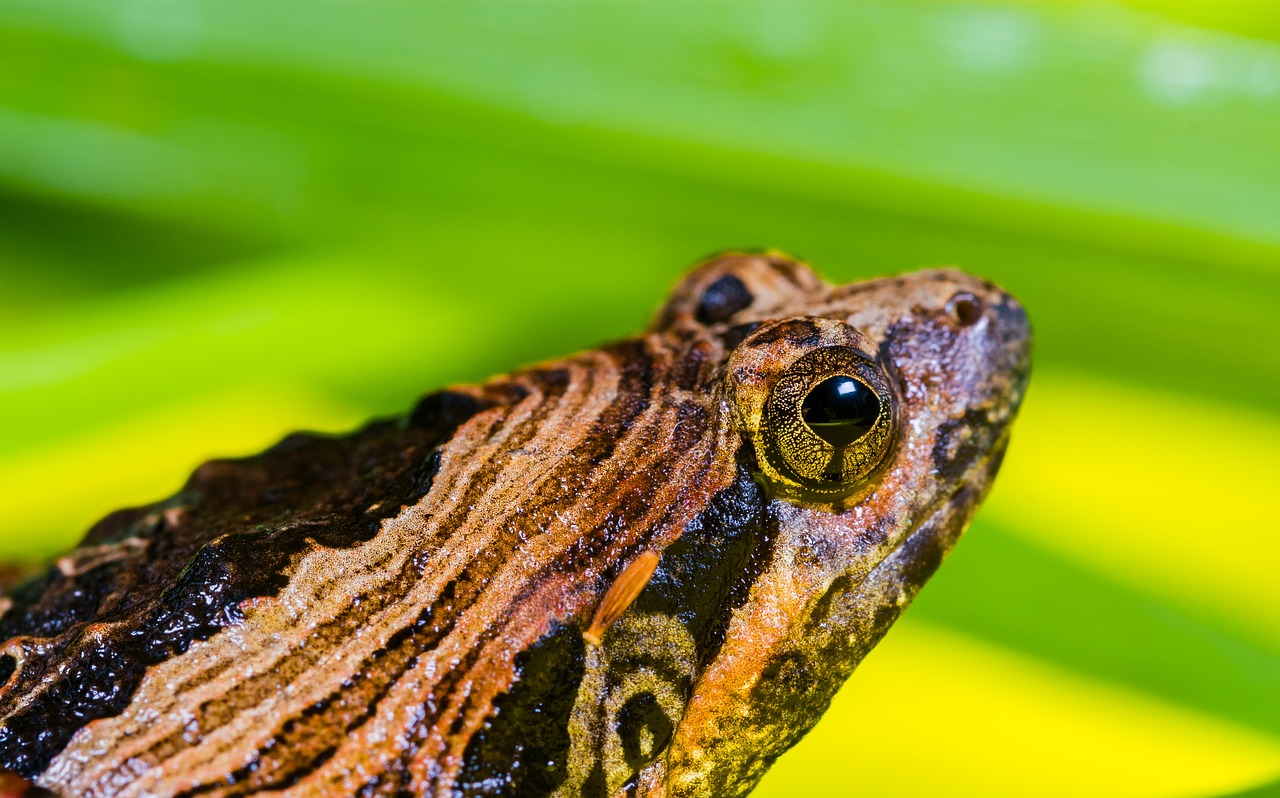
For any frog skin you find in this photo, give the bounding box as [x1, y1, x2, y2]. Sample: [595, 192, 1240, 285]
[0, 252, 1030, 798]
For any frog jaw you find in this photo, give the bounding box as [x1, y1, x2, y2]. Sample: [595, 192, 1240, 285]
[654, 430, 1010, 798]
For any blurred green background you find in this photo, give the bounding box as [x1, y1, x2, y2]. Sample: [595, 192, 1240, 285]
[1, 0, 1278, 795]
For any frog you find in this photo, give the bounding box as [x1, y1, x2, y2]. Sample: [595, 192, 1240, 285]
[0, 251, 1030, 798]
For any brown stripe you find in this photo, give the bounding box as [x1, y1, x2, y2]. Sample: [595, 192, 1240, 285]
[34, 333, 737, 797]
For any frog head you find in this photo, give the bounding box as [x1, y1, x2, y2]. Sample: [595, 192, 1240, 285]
[575, 251, 1031, 797]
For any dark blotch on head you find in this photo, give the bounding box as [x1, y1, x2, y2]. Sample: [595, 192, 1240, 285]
[695, 274, 753, 324]
[720, 322, 761, 351]
[758, 650, 806, 689]
[897, 518, 950, 598]
[930, 408, 989, 483]
[748, 319, 821, 348]
[947, 292, 983, 327]
[807, 574, 854, 628]
[616, 692, 674, 771]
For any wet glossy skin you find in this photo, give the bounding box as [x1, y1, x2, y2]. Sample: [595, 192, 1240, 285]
[0, 252, 1030, 797]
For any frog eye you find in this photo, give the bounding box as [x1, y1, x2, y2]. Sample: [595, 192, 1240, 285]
[802, 376, 882, 450]
[726, 318, 897, 502]
[763, 347, 894, 489]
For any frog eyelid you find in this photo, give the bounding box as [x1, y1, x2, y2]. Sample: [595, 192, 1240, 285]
[764, 347, 895, 492]
[725, 318, 898, 504]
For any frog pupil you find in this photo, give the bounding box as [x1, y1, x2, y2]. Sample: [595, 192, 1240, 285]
[801, 376, 880, 447]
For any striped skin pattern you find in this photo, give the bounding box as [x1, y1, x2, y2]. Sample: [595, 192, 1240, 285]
[0, 253, 1030, 798]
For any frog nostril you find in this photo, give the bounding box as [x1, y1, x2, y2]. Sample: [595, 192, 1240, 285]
[946, 292, 983, 327]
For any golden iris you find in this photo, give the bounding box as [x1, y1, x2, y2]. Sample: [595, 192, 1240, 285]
[763, 347, 894, 491]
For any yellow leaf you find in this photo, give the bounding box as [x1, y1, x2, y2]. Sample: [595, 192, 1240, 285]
[758, 621, 1280, 798]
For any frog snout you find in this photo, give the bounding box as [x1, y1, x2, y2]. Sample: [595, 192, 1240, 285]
[990, 289, 1033, 379]
[967, 284, 1033, 420]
